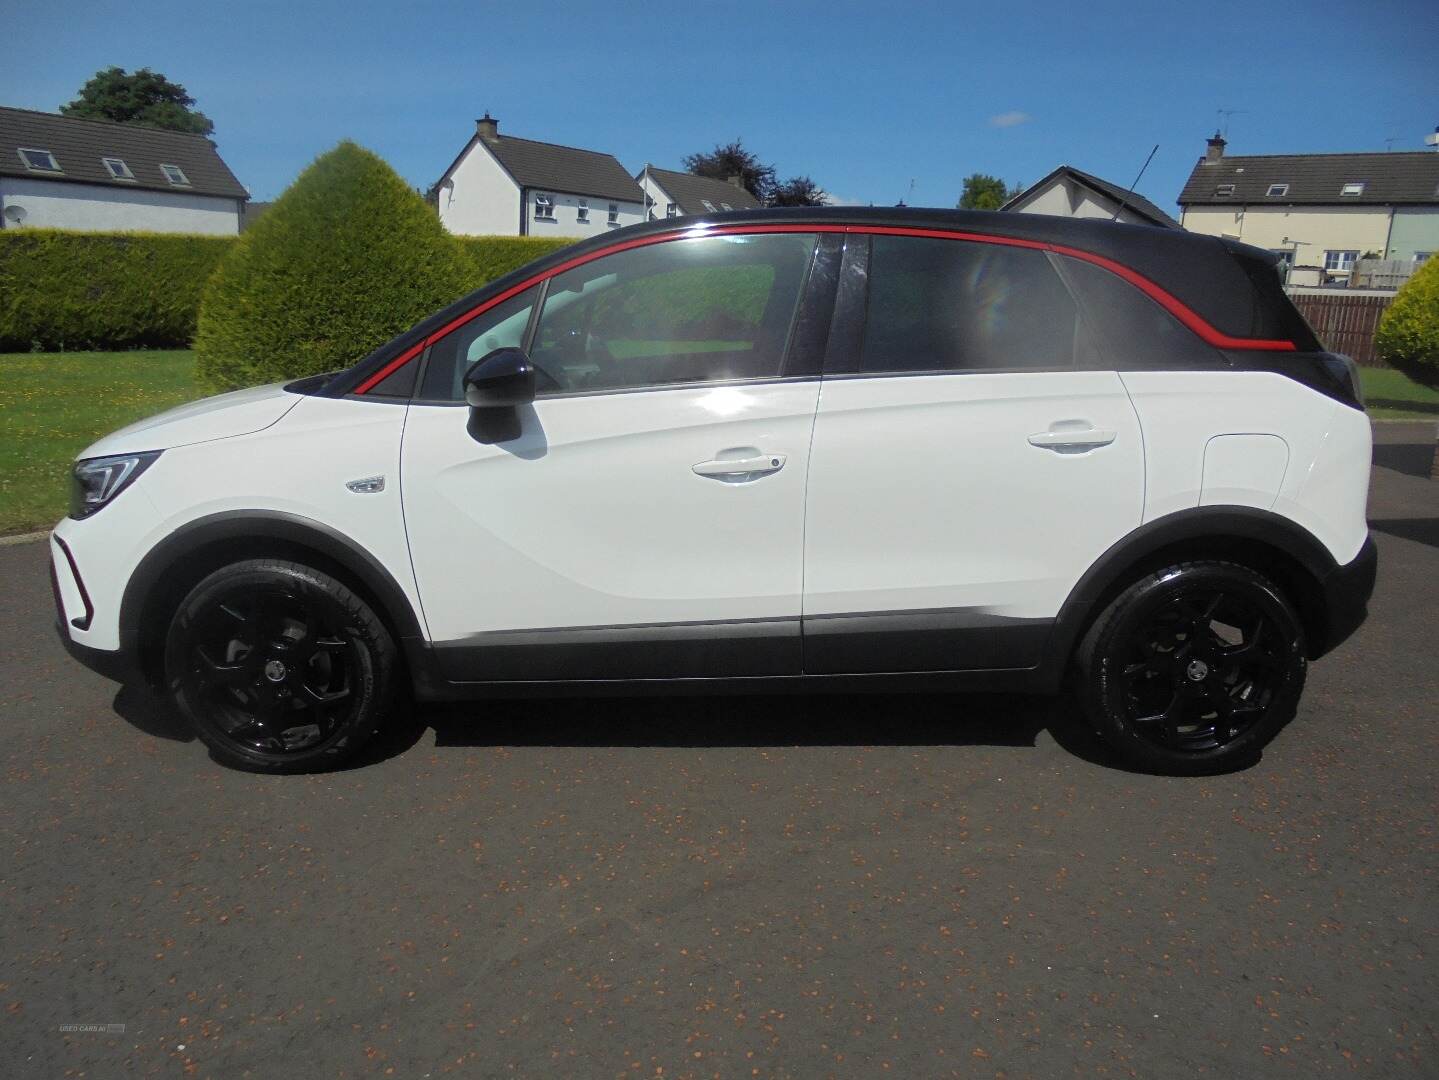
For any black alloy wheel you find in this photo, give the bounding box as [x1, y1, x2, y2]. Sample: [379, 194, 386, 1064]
[166, 560, 395, 772]
[1078, 561, 1307, 775]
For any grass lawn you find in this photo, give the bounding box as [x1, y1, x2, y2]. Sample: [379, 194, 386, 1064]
[0, 350, 199, 534]
[1359, 366, 1439, 419]
[0, 350, 1435, 536]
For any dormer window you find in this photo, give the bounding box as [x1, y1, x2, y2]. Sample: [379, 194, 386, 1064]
[18, 147, 60, 172]
[701, 199, 717, 212]
[160, 163, 191, 187]
[102, 157, 134, 180]
[1265, 183, 1289, 197]
[1215, 184, 1235, 197]
[1340, 182, 1365, 197]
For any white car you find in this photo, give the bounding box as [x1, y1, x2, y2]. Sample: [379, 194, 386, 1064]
[52, 208, 1376, 775]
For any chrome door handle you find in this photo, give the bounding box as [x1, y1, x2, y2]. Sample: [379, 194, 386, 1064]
[1027, 428, 1117, 452]
[692, 453, 787, 479]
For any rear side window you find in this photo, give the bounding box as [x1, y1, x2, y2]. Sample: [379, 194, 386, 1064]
[531, 233, 816, 394]
[857, 236, 1086, 374]
[1058, 256, 1224, 369]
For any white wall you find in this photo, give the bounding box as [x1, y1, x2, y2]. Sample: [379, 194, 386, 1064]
[0, 176, 240, 235]
[637, 174, 682, 220]
[1180, 204, 1392, 272]
[1010, 177, 1161, 227]
[437, 139, 523, 236]
[521, 189, 645, 238]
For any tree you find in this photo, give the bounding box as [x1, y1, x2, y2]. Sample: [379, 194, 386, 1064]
[1375, 255, 1439, 389]
[957, 173, 1018, 211]
[196, 142, 469, 389]
[61, 67, 214, 135]
[770, 176, 829, 207]
[683, 139, 776, 203]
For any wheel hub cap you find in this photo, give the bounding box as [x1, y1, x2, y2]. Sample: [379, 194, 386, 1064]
[1186, 659, 1210, 682]
[263, 659, 288, 683]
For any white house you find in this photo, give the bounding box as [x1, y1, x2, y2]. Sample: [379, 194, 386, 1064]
[0, 106, 246, 235]
[1177, 133, 1439, 284]
[1001, 165, 1179, 228]
[435, 115, 645, 238]
[636, 166, 760, 220]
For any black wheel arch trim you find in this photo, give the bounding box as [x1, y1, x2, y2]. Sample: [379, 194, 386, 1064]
[1045, 505, 1365, 675]
[118, 510, 434, 688]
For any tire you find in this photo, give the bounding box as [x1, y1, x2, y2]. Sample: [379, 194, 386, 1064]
[164, 559, 397, 773]
[1075, 560, 1307, 775]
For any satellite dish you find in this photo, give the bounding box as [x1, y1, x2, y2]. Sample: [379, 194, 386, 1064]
[2, 205, 25, 223]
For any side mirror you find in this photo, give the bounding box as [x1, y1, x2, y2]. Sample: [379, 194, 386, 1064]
[464, 347, 536, 408]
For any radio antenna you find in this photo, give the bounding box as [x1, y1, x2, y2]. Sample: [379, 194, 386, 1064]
[1112, 144, 1159, 222]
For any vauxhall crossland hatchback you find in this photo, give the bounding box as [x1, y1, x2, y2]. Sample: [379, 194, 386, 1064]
[53, 208, 1376, 775]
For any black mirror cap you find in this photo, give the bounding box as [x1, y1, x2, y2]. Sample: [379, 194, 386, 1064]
[464, 347, 536, 408]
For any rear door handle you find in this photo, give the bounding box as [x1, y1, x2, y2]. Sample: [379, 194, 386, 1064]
[692, 453, 787, 479]
[1027, 428, 1117, 452]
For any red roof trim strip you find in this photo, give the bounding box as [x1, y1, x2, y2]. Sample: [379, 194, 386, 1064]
[354, 221, 1294, 392]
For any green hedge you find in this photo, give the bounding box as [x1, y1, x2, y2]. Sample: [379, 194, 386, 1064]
[0, 230, 234, 351]
[455, 235, 572, 289]
[1376, 256, 1439, 389]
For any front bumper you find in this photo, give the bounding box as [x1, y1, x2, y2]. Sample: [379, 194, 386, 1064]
[56, 619, 139, 685]
[50, 536, 139, 686]
[1317, 534, 1377, 655]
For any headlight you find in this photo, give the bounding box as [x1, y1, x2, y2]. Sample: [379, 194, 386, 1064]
[69, 451, 161, 519]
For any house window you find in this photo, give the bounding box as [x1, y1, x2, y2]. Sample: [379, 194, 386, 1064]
[533, 193, 555, 220]
[1414, 252, 1432, 265]
[720, 202, 733, 211]
[160, 164, 191, 186]
[607, 202, 619, 225]
[18, 148, 60, 172]
[1265, 183, 1289, 197]
[665, 202, 678, 218]
[1214, 184, 1235, 197]
[1324, 250, 1359, 273]
[1271, 249, 1295, 272]
[1340, 182, 1365, 197]
[701, 199, 717, 212]
[577, 199, 589, 224]
[102, 157, 134, 180]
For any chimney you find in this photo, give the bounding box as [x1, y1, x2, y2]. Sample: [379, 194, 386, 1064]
[727, 173, 744, 190]
[1205, 130, 1226, 163]
[476, 113, 498, 141]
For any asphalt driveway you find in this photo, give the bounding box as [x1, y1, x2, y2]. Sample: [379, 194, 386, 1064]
[2, 423, 1435, 1078]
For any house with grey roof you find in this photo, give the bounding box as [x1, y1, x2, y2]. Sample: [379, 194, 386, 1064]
[0, 105, 247, 235]
[636, 165, 760, 220]
[1001, 165, 1179, 229]
[1177, 132, 1439, 283]
[435, 114, 645, 237]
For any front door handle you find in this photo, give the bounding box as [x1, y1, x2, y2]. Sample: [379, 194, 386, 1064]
[1027, 427, 1117, 452]
[692, 452, 787, 480]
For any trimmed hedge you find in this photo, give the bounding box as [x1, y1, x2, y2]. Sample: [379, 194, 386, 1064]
[0, 230, 234, 351]
[455, 235, 572, 289]
[1376, 256, 1439, 389]
[196, 141, 471, 390]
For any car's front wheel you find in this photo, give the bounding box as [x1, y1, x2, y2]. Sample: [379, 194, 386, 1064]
[164, 559, 397, 772]
[1076, 561, 1307, 775]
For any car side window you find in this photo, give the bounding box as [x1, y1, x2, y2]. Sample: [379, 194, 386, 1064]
[529, 233, 817, 395]
[858, 236, 1085, 374]
[418, 287, 539, 402]
[1057, 256, 1225, 369]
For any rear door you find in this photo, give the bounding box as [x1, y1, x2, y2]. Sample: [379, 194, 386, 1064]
[801, 232, 1145, 674]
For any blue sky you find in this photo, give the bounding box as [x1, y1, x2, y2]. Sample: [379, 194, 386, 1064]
[4, 0, 1434, 210]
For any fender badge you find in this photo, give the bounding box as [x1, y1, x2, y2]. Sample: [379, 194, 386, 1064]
[345, 476, 385, 494]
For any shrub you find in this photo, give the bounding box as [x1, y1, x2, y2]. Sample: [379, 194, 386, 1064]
[455, 235, 572, 289]
[1376, 256, 1439, 388]
[0, 230, 233, 351]
[196, 141, 469, 390]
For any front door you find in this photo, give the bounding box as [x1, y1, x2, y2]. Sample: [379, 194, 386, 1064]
[401, 230, 827, 682]
[802, 233, 1146, 673]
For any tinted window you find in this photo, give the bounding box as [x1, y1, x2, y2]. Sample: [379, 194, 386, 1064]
[419, 287, 538, 401]
[530, 233, 816, 394]
[1058, 256, 1224, 369]
[858, 237, 1084, 373]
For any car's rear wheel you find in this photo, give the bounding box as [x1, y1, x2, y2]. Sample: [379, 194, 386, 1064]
[1076, 561, 1307, 775]
[164, 559, 396, 773]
